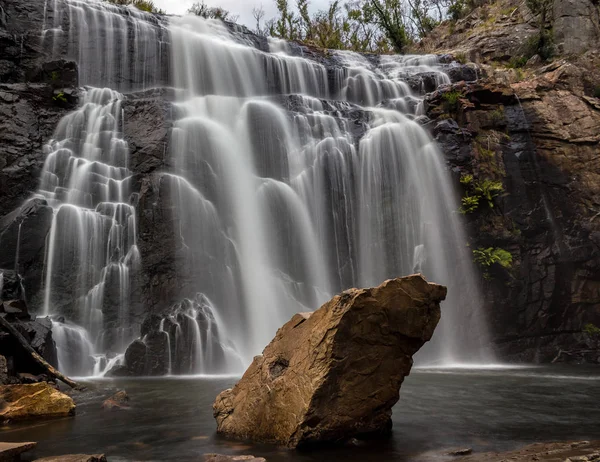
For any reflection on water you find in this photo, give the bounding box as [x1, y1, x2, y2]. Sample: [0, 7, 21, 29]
[2, 366, 600, 461]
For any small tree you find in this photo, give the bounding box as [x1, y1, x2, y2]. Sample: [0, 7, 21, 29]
[526, 0, 554, 60]
[188, 1, 239, 22]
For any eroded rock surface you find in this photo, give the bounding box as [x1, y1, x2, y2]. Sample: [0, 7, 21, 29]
[0, 382, 75, 421]
[213, 275, 446, 448]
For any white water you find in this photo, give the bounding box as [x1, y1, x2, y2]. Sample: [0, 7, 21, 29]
[168, 16, 492, 365]
[34, 2, 493, 376]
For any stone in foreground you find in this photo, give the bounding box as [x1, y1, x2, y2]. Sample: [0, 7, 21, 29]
[213, 275, 446, 448]
[35, 455, 107, 462]
[0, 383, 75, 421]
[203, 455, 266, 462]
[0, 441, 36, 460]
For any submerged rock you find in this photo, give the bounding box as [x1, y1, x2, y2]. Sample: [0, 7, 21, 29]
[203, 456, 266, 462]
[35, 455, 108, 462]
[102, 390, 130, 411]
[0, 442, 36, 460]
[213, 275, 446, 448]
[0, 382, 75, 421]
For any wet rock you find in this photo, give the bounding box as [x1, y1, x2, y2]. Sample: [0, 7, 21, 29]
[16, 372, 49, 384]
[213, 275, 446, 448]
[102, 390, 130, 411]
[0, 442, 37, 460]
[457, 440, 600, 461]
[0, 355, 8, 385]
[0, 382, 75, 421]
[0, 312, 59, 379]
[35, 455, 108, 462]
[124, 340, 147, 376]
[447, 447, 473, 456]
[105, 365, 131, 378]
[0, 270, 24, 301]
[1, 299, 30, 320]
[0, 198, 54, 301]
[203, 456, 266, 462]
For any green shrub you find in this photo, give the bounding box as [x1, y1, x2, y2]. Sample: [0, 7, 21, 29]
[458, 175, 503, 213]
[448, 0, 467, 21]
[525, 30, 555, 61]
[473, 247, 513, 269]
[52, 92, 67, 103]
[489, 107, 505, 125]
[583, 323, 600, 336]
[460, 174, 474, 185]
[473, 179, 504, 207]
[454, 52, 467, 64]
[442, 90, 463, 113]
[460, 195, 480, 214]
[51, 71, 59, 81]
[507, 55, 528, 69]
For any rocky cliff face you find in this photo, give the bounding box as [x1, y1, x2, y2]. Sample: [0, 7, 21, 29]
[420, 0, 600, 363]
[1, 0, 598, 365]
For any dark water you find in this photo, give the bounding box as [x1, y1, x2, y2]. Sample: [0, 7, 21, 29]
[2, 366, 600, 461]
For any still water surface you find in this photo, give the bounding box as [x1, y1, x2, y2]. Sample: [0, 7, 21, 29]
[2, 366, 600, 461]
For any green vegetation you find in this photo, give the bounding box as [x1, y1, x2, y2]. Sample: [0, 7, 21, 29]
[106, 0, 164, 14]
[454, 52, 467, 64]
[489, 107, 505, 125]
[460, 195, 480, 214]
[447, 0, 484, 21]
[525, 0, 555, 61]
[442, 90, 463, 113]
[474, 179, 503, 207]
[473, 247, 513, 278]
[460, 174, 474, 186]
[583, 323, 600, 337]
[51, 71, 59, 81]
[189, 1, 239, 21]
[507, 56, 528, 69]
[203, 0, 491, 53]
[594, 86, 600, 98]
[52, 92, 68, 103]
[459, 174, 503, 214]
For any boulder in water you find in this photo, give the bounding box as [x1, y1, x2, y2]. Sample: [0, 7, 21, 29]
[102, 390, 130, 411]
[213, 274, 446, 448]
[0, 382, 75, 421]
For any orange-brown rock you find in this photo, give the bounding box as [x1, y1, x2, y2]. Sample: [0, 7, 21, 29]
[102, 390, 130, 411]
[0, 382, 75, 421]
[213, 275, 446, 448]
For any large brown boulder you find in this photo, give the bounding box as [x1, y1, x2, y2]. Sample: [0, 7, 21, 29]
[0, 382, 75, 421]
[213, 275, 446, 448]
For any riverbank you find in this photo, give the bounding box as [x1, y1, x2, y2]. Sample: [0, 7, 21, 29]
[1, 366, 599, 461]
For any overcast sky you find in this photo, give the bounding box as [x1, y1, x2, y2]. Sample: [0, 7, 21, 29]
[153, 0, 331, 28]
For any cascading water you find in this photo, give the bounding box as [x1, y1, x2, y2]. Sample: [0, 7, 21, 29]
[32, 2, 492, 377]
[168, 16, 492, 365]
[38, 87, 140, 375]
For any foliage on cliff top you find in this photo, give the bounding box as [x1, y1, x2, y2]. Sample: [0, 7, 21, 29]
[106, 0, 164, 14]
[196, 0, 482, 54]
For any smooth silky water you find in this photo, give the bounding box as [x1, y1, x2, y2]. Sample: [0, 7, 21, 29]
[1, 367, 600, 461]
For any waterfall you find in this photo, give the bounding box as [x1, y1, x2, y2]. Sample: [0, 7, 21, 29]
[168, 16, 492, 365]
[38, 87, 141, 375]
[32, 3, 493, 377]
